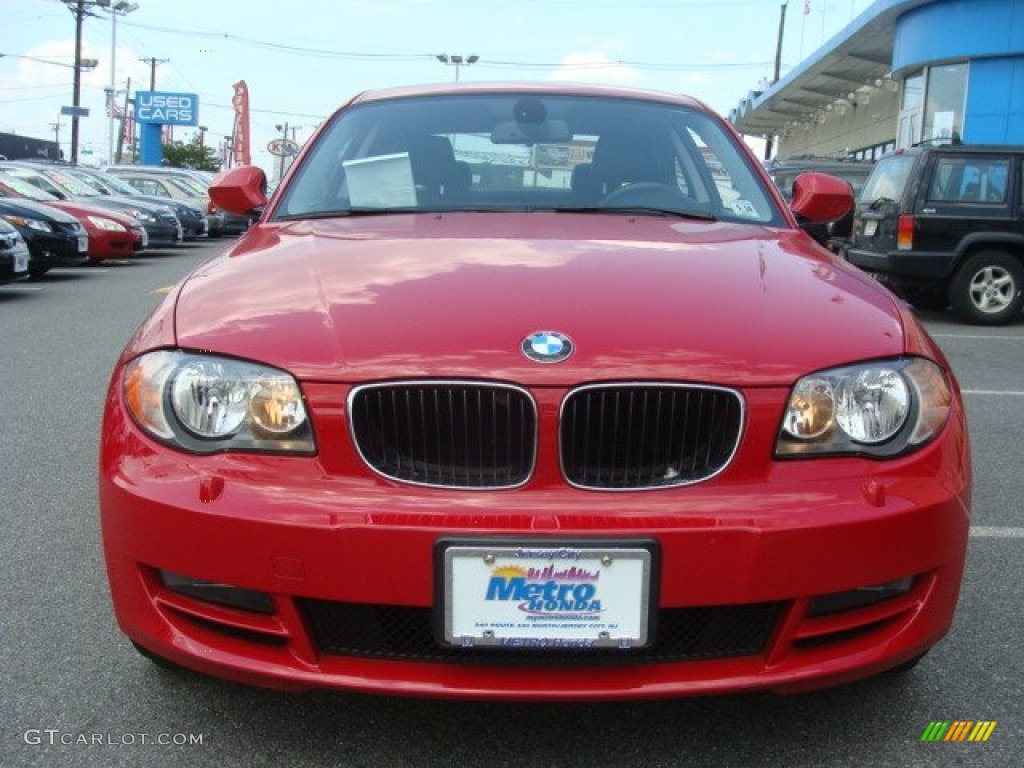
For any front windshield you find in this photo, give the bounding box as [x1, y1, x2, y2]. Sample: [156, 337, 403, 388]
[95, 173, 142, 195]
[4, 168, 70, 199]
[166, 175, 206, 195]
[0, 172, 58, 201]
[42, 169, 101, 197]
[275, 93, 782, 225]
[65, 170, 109, 194]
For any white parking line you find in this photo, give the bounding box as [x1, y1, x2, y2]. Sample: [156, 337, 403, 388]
[961, 390, 1024, 396]
[931, 334, 1024, 341]
[970, 527, 1024, 538]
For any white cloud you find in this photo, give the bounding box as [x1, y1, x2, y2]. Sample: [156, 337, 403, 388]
[549, 52, 640, 86]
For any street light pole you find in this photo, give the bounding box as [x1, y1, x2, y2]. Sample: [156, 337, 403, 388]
[435, 53, 479, 82]
[108, 2, 139, 164]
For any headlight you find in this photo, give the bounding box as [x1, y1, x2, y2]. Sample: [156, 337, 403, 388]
[3, 214, 53, 232]
[122, 350, 315, 454]
[88, 215, 127, 232]
[776, 358, 952, 458]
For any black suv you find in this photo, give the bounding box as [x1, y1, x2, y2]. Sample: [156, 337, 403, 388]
[847, 145, 1024, 325]
[766, 156, 874, 250]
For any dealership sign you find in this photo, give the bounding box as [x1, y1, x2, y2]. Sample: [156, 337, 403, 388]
[135, 91, 199, 126]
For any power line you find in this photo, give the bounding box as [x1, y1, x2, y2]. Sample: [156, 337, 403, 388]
[115, 20, 771, 73]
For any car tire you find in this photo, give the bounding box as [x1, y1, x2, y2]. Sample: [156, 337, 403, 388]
[950, 251, 1024, 325]
[28, 265, 50, 279]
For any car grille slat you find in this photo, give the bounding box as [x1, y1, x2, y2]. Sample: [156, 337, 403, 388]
[561, 384, 743, 489]
[350, 382, 536, 488]
[299, 599, 785, 665]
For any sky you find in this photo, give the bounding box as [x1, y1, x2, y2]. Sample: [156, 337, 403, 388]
[1, 0, 877, 175]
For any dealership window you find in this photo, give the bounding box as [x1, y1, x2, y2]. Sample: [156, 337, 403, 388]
[923, 64, 968, 143]
[853, 141, 896, 161]
[897, 64, 968, 148]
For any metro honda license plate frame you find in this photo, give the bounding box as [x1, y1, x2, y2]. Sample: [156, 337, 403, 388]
[435, 538, 659, 651]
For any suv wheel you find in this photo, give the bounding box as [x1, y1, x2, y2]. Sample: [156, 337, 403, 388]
[950, 251, 1024, 325]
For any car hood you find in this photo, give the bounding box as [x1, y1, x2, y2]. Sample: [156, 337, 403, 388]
[74, 194, 171, 214]
[0, 197, 80, 224]
[172, 213, 906, 386]
[49, 201, 138, 226]
[125, 193, 204, 214]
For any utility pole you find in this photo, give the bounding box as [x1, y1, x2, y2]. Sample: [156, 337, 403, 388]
[140, 56, 168, 91]
[115, 76, 131, 163]
[765, 2, 789, 160]
[275, 122, 289, 182]
[70, 0, 85, 164]
[60, 0, 106, 164]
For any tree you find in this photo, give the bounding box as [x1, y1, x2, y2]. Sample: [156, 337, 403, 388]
[161, 138, 220, 172]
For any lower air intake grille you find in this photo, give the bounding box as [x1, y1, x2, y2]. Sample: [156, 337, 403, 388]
[561, 384, 743, 489]
[299, 600, 785, 665]
[349, 382, 536, 488]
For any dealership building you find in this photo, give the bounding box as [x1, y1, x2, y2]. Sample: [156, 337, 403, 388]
[730, 0, 1024, 160]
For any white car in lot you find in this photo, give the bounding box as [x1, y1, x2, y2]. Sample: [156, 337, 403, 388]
[0, 218, 30, 283]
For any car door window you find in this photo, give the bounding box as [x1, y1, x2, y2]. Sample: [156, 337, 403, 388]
[927, 157, 1010, 203]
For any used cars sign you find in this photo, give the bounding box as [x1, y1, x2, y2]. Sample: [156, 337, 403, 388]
[135, 91, 199, 126]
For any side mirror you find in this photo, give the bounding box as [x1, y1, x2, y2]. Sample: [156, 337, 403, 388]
[790, 172, 853, 224]
[209, 166, 268, 216]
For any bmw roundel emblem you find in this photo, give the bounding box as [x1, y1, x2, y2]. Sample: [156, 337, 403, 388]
[522, 331, 574, 364]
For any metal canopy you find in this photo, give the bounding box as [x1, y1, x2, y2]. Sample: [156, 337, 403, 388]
[730, 0, 935, 137]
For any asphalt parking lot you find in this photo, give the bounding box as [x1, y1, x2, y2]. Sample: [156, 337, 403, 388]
[1, 240, 1021, 768]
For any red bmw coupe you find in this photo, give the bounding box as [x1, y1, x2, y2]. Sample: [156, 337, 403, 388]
[99, 83, 971, 700]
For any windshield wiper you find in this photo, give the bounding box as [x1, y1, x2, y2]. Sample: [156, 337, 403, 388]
[539, 206, 717, 221]
[276, 208, 417, 221]
[868, 196, 895, 210]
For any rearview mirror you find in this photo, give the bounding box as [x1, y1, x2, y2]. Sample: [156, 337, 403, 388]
[490, 120, 571, 145]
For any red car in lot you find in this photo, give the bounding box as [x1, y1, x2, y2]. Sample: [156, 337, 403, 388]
[99, 83, 971, 700]
[0, 172, 145, 261]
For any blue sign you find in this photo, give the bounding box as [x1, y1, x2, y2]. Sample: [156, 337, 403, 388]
[135, 91, 199, 126]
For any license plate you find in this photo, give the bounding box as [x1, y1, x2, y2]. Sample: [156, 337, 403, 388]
[77, 235, 88, 253]
[175, 224, 184, 241]
[441, 542, 653, 649]
[863, 219, 878, 237]
[140, 229, 149, 248]
[14, 245, 28, 273]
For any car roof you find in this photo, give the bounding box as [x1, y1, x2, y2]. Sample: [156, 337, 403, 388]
[347, 81, 708, 110]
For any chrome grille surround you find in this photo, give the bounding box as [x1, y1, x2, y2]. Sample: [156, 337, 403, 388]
[348, 381, 538, 489]
[560, 382, 744, 490]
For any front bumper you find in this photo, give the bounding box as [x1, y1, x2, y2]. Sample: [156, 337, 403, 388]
[141, 216, 183, 247]
[99, 382, 971, 700]
[27, 231, 89, 268]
